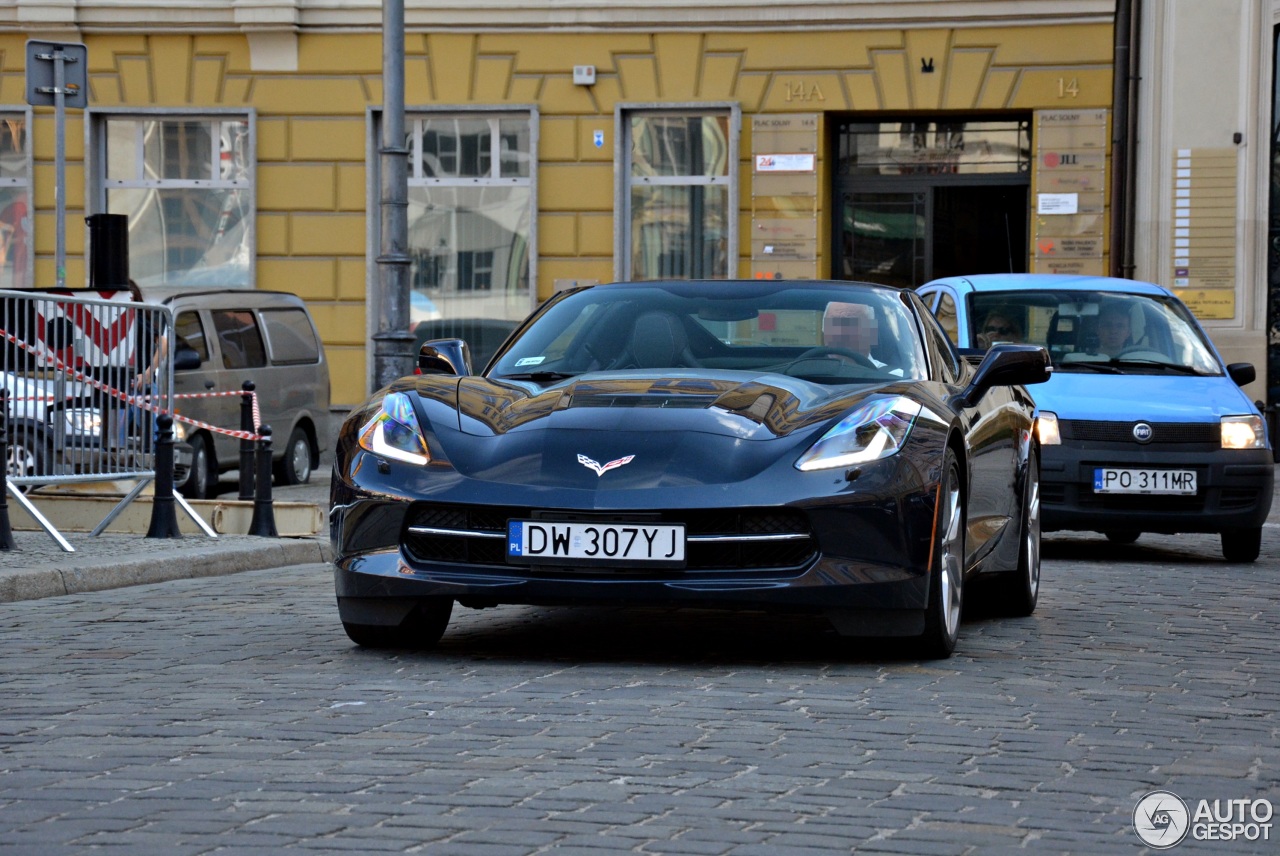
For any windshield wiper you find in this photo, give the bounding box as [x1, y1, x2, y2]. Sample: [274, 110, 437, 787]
[496, 370, 578, 383]
[1057, 357, 1206, 376]
[1058, 361, 1121, 374]
[1110, 358, 1206, 375]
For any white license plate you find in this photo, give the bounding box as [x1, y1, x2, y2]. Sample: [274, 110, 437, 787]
[507, 520, 686, 566]
[1093, 467, 1197, 495]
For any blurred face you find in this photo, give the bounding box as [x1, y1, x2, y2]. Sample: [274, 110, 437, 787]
[823, 302, 877, 354]
[1097, 310, 1130, 353]
[981, 314, 1020, 343]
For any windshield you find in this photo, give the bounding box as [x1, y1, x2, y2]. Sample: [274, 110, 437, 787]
[969, 290, 1221, 375]
[489, 281, 928, 385]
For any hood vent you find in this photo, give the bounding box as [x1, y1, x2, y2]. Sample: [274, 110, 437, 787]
[569, 392, 720, 409]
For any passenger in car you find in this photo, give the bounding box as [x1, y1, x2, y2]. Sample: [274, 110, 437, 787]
[977, 309, 1024, 348]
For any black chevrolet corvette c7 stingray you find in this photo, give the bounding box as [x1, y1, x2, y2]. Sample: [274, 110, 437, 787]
[331, 279, 1049, 658]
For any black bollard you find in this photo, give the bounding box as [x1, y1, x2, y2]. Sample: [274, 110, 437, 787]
[238, 380, 256, 500]
[1, 389, 17, 551]
[248, 425, 278, 537]
[145, 414, 183, 539]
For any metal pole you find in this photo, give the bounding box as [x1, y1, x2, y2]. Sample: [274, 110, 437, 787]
[53, 47, 66, 289]
[1, 389, 18, 551]
[145, 414, 182, 539]
[373, 0, 415, 391]
[238, 380, 256, 500]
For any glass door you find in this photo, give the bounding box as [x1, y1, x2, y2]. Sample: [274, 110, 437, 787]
[837, 191, 927, 288]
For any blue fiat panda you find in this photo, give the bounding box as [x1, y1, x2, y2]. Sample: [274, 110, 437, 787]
[918, 273, 1273, 562]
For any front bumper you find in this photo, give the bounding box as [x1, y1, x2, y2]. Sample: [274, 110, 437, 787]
[330, 445, 946, 634]
[1041, 443, 1273, 533]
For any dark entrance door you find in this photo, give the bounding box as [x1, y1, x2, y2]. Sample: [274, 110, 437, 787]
[833, 117, 1031, 288]
[932, 184, 1028, 280]
[835, 182, 1028, 288]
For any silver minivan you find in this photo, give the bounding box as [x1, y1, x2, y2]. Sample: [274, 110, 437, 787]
[142, 287, 330, 499]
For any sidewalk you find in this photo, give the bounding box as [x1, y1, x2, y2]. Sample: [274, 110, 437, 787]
[0, 531, 332, 602]
[1, 474, 333, 604]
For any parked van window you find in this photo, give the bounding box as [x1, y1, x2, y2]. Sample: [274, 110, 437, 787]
[174, 311, 209, 364]
[212, 309, 267, 370]
[261, 308, 321, 364]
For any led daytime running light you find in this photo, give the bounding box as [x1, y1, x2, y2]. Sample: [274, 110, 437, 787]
[795, 397, 923, 472]
[358, 392, 430, 465]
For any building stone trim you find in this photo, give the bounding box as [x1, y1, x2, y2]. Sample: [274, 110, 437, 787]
[0, 1, 1116, 34]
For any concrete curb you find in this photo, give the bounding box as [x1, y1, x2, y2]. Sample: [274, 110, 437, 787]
[0, 537, 335, 604]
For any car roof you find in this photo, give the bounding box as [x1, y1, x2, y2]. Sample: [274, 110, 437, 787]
[927, 273, 1172, 297]
[139, 285, 307, 308]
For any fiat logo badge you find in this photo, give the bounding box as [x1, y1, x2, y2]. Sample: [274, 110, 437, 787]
[1132, 422, 1154, 443]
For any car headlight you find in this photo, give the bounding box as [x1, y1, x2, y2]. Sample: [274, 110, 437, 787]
[1036, 411, 1061, 446]
[795, 396, 930, 472]
[1221, 415, 1266, 450]
[358, 392, 430, 465]
[61, 408, 103, 438]
[172, 419, 187, 442]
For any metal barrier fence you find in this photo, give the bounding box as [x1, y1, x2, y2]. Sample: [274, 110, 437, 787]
[1, 288, 215, 550]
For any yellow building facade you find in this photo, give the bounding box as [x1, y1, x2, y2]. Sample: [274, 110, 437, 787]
[0, 6, 1117, 406]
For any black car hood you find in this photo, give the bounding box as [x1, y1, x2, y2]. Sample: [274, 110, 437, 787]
[444, 371, 888, 440]
[402, 371, 903, 489]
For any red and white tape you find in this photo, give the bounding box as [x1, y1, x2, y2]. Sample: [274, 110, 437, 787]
[1, 327, 266, 441]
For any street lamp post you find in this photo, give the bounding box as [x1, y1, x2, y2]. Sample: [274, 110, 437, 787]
[373, 0, 414, 391]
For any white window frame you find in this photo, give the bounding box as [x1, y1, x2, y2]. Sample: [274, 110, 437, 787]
[615, 103, 740, 282]
[406, 109, 536, 294]
[87, 108, 256, 288]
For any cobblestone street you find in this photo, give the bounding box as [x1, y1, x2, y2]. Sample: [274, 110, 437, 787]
[2, 531, 1278, 854]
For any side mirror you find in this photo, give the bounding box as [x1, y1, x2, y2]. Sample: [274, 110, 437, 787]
[417, 338, 472, 376]
[172, 345, 201, 371]
[956, 344, 1050, 408]
[1227, 362, 1255, 387]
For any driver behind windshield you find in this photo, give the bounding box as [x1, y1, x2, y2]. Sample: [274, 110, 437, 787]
[1095, 302, 1132, 357]
[822, 301, 887, 368]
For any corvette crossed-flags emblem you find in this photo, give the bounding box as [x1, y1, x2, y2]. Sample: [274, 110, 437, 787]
[577, 454, 634, 476]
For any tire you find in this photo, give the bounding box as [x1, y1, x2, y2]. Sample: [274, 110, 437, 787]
[275, 426, 312, 486]
[342, 598, 453, 650]
[1221, 528, 1261, 563]
[1105, 530, 1141, 544]
[918, 447, 965, 659]
[178, 433, 215, 499]
[988, 447, 1041, 617]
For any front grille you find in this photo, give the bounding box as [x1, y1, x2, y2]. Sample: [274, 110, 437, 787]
[402, 503, 816, 576]
[1063, 420, 1217, 445]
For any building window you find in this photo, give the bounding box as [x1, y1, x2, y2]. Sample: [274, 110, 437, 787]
[0, 112, 32, 290]
[95, 113, 254, 287]
[407, 112, 533, 326]
[836, 118, 1031, 176]
[622, 109, 736, 280]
